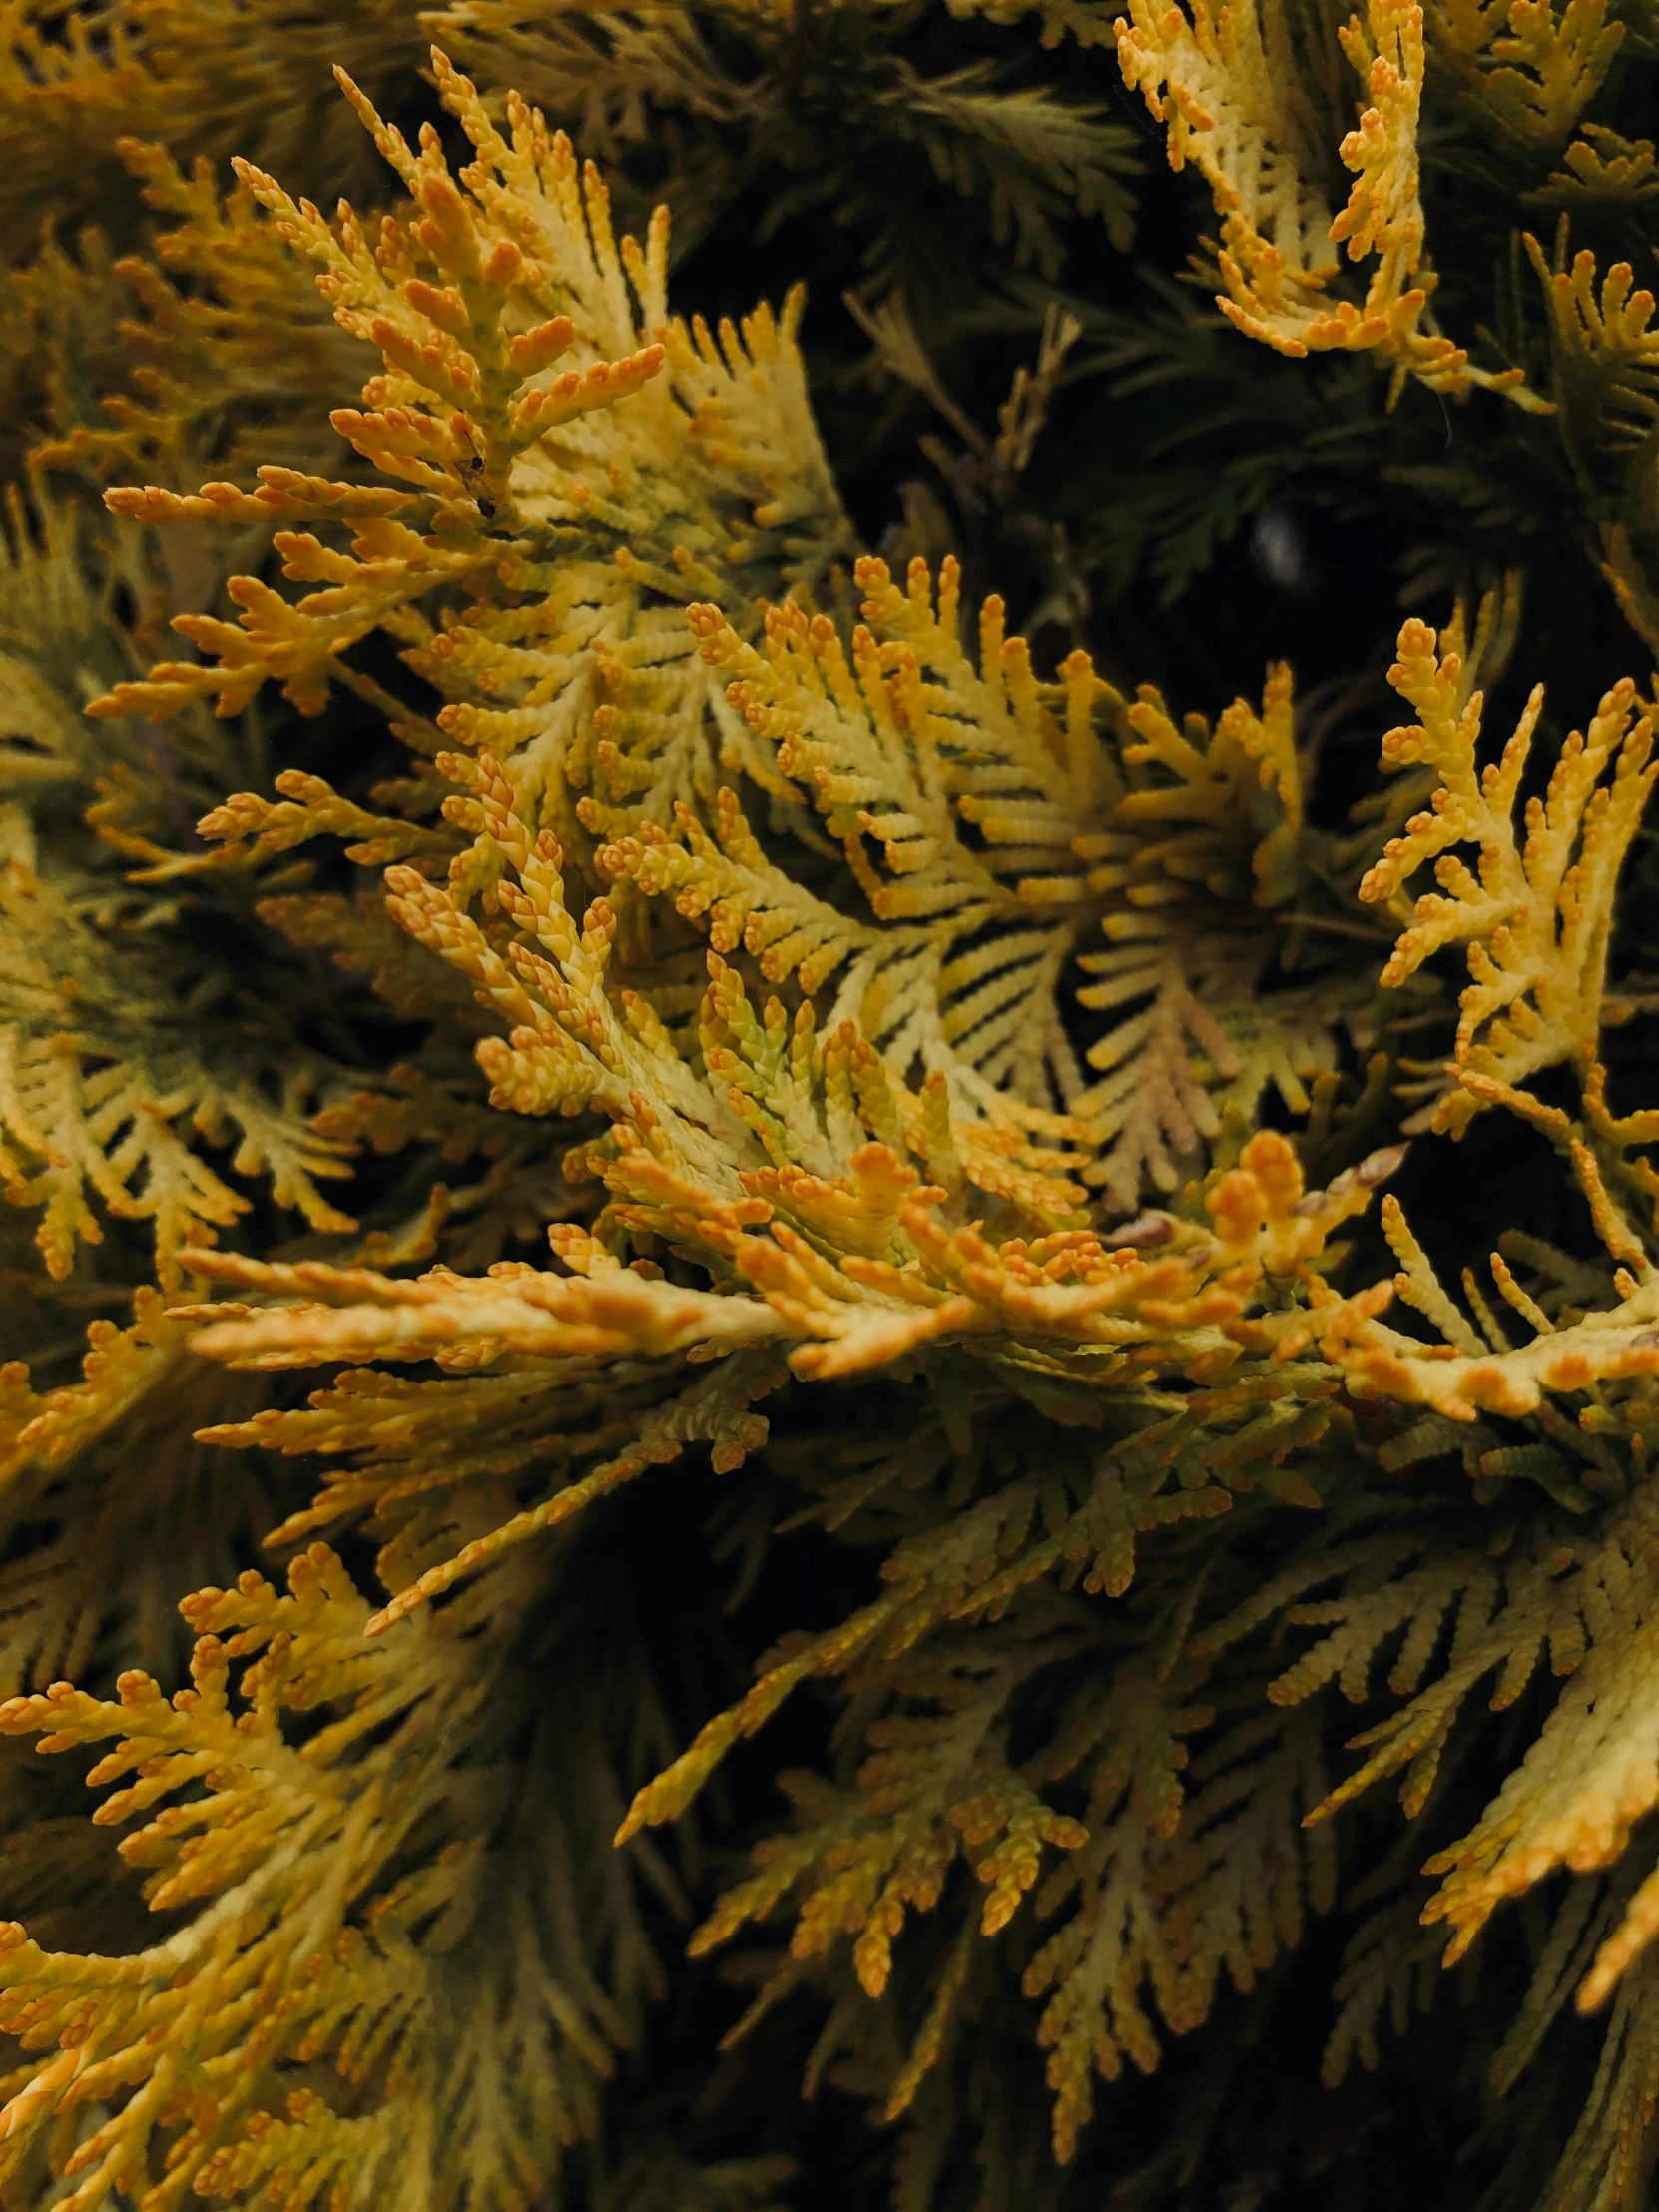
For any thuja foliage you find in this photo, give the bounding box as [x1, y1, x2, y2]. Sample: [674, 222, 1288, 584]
[16, 3, 1659, 2209]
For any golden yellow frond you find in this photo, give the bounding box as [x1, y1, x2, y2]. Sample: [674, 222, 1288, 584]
[1116, 0, 1539, 402]
[1361, 614, 1656, 1132]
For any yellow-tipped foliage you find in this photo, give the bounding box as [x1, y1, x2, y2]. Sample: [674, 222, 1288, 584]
[14, 9, 1659, 2208]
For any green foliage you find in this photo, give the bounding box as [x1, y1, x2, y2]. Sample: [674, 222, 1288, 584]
[425, 0, 1140, 280]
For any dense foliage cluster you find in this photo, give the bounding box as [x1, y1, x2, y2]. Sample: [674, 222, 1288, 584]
[11, 3, 1659, 2207]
